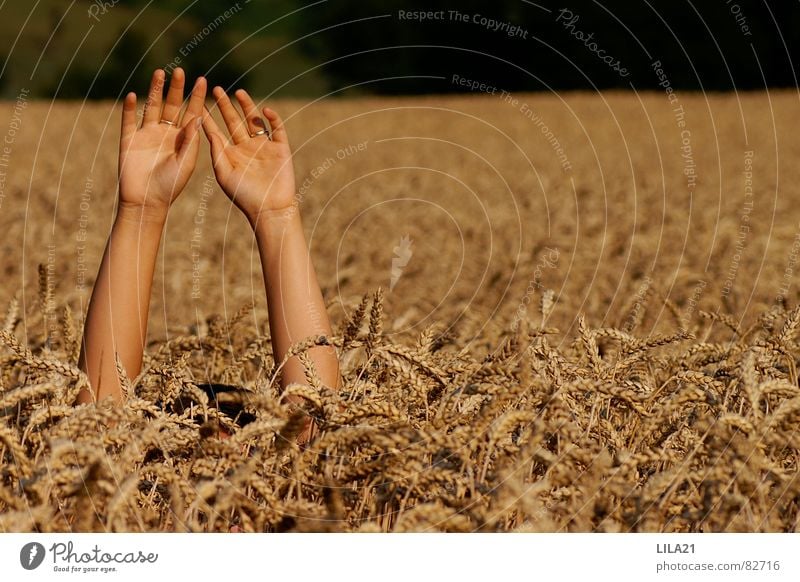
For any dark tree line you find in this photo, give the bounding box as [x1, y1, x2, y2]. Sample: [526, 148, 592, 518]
[2, 0, 797, 99]
[290, 0, 800, 94]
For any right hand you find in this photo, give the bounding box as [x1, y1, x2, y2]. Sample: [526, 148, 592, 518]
[118, 68, 207, 216]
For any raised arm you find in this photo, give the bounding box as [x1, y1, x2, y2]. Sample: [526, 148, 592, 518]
[201, 87, 340, 432]
[77, 69, 206, 404]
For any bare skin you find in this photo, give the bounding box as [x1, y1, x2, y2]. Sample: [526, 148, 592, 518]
[78, 69, 339, 444]
[203, 86, 340, 442]
[77, 68, 205, 405]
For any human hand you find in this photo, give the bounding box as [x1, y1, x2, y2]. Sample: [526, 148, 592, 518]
[202, 87, 296, 226]
[118, 68, 207, 218]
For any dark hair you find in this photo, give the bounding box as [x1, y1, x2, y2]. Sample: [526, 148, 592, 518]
[173, 382, 256, 427]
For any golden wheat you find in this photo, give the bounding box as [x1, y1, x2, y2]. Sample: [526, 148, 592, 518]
[2, 92, 800, 532]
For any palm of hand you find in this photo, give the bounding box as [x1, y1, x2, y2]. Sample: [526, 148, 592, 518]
[119, 126, 192, 209]
[217, 138, 296, 216]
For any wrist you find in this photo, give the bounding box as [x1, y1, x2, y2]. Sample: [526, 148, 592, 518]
[116, 202, 169, 226]
[247, 201, 302, 232]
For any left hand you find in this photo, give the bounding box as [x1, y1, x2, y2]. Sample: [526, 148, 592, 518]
[201, 87, 297, 225]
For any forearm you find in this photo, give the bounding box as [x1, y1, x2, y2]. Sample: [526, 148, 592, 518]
[76, 204, 166, 404]
[252, 206, 340, 391]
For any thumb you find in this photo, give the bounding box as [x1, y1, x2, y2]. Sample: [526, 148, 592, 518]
[201, 109, 233, 175]
[177, 116, 202, 163]
[206, 131, 228, 169]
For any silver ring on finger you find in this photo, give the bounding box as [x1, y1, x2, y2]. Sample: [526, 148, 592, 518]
[251, 128, 271, 140]
[159, 119, 176, 126]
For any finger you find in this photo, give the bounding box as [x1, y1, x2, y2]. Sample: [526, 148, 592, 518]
[201, 108, 233, 175]
[261, 107, 288, 144]
[177, 116, 202, 165]
[200, 106, 225, 139]
[161, 67, 186, 124]
[234, 89, 269, 139]
[142, 69, 166, 126]
[182, 76, 207, 127]
[212, 86, 249, 144]
[121, 92, 137, 141]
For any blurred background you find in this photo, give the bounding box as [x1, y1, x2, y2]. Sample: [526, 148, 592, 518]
[1, 0, 798, 100]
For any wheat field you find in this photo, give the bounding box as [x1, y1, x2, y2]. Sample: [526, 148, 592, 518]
[1, 90, 799, 532]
